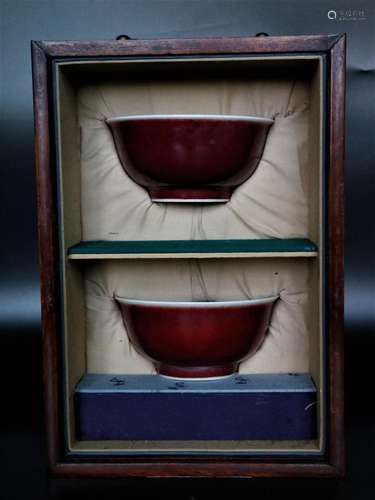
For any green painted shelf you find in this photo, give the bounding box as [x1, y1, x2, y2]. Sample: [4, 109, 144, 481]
[67, 238, 318, 260]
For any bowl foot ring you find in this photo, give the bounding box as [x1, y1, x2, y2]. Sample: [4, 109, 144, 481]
[149, 186, 232, 203]
[158, 363, 237, 379]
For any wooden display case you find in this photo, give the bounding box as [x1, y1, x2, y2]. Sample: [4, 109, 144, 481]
[32, 34, 345, 477]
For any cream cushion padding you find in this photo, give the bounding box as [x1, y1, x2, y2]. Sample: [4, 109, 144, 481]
[79, 77, 310, 240]
[85, 258, 311, 375]
[78, 76, 315, 374]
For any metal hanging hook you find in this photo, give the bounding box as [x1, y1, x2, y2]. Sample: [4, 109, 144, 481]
[116, 34, 132, 40]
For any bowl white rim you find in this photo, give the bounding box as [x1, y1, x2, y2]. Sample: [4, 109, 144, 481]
[106, 114, 274, 125]
[115, 296, 279, 307]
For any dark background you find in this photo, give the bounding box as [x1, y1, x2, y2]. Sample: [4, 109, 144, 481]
[0, 0, 374, 498]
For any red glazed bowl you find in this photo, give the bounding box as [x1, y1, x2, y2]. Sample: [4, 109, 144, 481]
[115, 296, 278, 379]
[106, 114, 274, 202]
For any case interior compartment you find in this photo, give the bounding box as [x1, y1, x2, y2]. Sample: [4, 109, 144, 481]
[54, 54, 324, 455]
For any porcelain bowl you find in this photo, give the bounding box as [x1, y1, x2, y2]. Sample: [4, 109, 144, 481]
[115, 296, 278, 379]
[106, 114, 274, 203]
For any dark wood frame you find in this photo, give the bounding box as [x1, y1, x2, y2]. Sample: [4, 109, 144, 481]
[32, 34, 345, 478]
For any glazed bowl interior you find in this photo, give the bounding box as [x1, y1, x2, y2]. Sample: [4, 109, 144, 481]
[115, 296, 279, 379]
[106, 114, 274, 203]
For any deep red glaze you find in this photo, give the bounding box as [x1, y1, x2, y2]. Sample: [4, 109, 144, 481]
[115, 298, 278, 378]
[106, 116, 273, 201]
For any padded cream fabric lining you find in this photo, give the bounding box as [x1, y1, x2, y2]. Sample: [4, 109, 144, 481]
[79, 77, 310, 241]
[78, 75, 316, 375]
[85, 259, 311, 374]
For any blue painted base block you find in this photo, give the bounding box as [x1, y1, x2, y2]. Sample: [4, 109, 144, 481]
[75, 373, 317, 441]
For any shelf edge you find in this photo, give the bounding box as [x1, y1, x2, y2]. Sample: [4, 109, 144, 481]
[68, 251, 318, 260]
